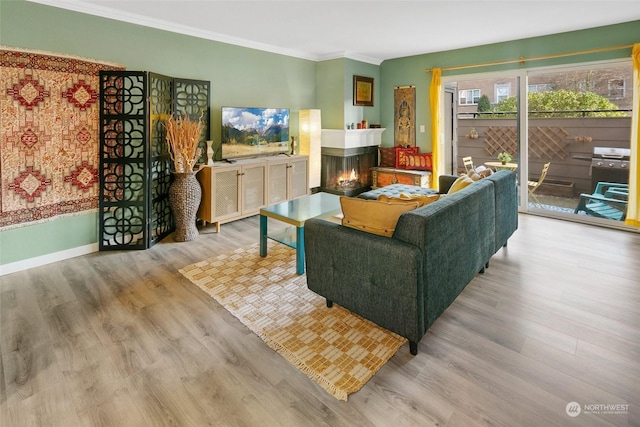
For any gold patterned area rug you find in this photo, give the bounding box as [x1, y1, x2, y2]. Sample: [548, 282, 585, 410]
[179, 242, 407, 401]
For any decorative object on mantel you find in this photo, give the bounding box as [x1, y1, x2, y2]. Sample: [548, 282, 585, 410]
[165, 114, 204, 241]
[394, 85, 416, 147]
[0, 46, 124, 230]
[179, 242, 406, 401]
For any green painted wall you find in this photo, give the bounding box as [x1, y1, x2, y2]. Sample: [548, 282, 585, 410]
[317, 59, 344, 129]
[379, 20, 640, 150]
[344, 59, 380, 128]
[316, 58, 381, 130]
[1, 0, 638, 269]
[0, 0, 317, 266]
[1, 214, 97, 261]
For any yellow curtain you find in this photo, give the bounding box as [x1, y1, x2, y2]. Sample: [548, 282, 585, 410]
[429, 68, 442, 189]
[625, 44, 640, 227]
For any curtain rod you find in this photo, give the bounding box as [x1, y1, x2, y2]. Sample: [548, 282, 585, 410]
[424, 43, 634, 73]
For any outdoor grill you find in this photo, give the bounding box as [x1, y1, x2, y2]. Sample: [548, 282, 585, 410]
[589, 147, 630, 192]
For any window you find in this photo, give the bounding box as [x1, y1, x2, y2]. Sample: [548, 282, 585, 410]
[528, 83, 553, 93]
[459, 89, 480, 105]
[578, 79, 595, 92]
[495, 83, 511, 102]
[608, 79, 625, 98]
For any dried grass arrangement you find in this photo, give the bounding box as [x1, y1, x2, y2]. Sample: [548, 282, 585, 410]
[165, 114, 204, 173]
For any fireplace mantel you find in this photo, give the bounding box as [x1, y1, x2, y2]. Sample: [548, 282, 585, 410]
[321, 128, 386, 149]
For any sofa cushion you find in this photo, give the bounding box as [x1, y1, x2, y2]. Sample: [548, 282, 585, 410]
[467, 170, 482, 181]
[359, 184, 438, 200]
[378, 193, 440, 207]
[340, 196, 419, 237]
[447, 175, 475, 194]
[378, 146, 396, 167]
[475, 166, 493, 178]
[405, 152, 433, 171]
[395, 146, 419, 169]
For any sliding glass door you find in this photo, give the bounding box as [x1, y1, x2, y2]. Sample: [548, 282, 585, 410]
[444, 59, 633, 229]
[447, 74, 520, 173]
[445, 72, 521, 200]
[525, 62, 632, 225]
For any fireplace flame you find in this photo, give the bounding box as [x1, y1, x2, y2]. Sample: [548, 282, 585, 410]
[338, 169, 359, 187]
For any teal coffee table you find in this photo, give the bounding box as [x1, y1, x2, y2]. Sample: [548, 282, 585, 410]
[260, 192, 341, 275]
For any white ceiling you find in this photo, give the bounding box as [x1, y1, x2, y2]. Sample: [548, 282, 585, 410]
[28, 0, 640, 64]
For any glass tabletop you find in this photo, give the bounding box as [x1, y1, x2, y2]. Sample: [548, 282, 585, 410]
[260, 192, 342, 227]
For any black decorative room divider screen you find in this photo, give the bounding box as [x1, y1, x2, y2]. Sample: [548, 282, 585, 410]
[98, 71, 209, 250]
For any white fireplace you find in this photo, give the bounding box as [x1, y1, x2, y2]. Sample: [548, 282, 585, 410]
[320, 129, 385, 196]
[321, 128, 386, 149]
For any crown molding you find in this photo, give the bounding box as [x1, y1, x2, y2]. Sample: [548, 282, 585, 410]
[25, 0, 325, 62]
[317, 51, 383, 66]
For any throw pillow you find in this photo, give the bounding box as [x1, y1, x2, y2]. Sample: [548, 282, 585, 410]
[378, 146, 396, 168]
[447, 174, 475, 194]
[378, 193, 440, 207]
[394, 146, 419, 169]
[467, 170, 482, 181]
[405, 152, 433, 171]
[340, 196, 419, 237]
[476, 168, 493, 178]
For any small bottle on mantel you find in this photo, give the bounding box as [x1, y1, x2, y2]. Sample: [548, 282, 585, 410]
[362, 119, 368, 129]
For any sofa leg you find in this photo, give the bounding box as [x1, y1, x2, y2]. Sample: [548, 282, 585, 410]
[409, 341, 418, 355]
[326, 299, 333, 308]
[479, 266, 485, 274]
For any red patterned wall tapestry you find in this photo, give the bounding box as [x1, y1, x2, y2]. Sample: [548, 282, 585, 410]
[0, 47, 124, 229]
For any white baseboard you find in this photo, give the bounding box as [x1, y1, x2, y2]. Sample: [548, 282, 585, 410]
[0, 243, 99, 276]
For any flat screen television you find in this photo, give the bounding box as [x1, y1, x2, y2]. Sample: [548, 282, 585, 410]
[221, 107, 290, 160]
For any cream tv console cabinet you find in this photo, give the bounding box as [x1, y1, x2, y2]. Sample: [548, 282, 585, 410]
[196, 155, 309, 232]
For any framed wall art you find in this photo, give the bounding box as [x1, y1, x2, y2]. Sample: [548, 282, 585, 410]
[353, 75, 374, 106]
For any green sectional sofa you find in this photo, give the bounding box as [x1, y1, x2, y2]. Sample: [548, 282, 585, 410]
[304, 170, 518, 355]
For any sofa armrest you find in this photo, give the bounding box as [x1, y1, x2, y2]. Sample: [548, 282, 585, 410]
[438, 174, 458, 193]
[304, 218, 425, 341]
[485, 169, 518, 251]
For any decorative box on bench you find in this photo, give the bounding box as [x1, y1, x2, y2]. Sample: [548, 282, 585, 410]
[370, 167, 432, 189]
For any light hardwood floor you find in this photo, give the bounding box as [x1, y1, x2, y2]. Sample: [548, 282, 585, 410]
[1, 214, 639, 426]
